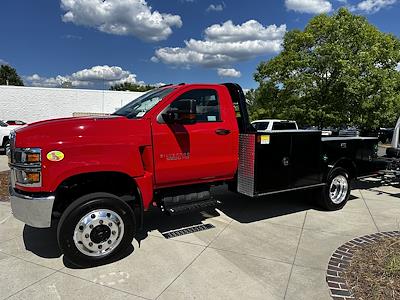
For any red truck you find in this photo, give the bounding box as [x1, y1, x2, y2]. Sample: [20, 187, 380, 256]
[8, 83, 383, 266]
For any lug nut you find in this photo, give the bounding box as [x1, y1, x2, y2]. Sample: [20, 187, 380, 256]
[112, 230, 116, 235]
[89, 224, 94, 229]
[91, 214, 95, 219]
[99, 220, 103, 225]
[85, 234, 89, 238]
[98, 245, 102, 249]
[79, 225, 84, 231]
[108, 240, 112, 244]
[88, 242, 93, 247]
[108, 223, 113, 227]
[107, 213, 111, 218]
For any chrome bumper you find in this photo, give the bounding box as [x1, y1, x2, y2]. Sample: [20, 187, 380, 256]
[9, 184, 55, 228]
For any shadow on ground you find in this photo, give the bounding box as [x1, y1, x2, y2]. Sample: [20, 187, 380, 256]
[22, 176, 399, 268]
[353, 175, 400, 199]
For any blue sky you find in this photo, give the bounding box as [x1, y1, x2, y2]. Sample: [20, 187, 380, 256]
[0, 0, 399, 90]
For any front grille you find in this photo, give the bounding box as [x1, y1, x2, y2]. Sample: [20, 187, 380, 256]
[8, 131, 16, 160]
[13, 150, 22, 164]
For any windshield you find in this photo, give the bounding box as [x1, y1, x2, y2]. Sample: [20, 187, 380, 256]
[0, 121, 8, 127]
[113, 88, 175, 118]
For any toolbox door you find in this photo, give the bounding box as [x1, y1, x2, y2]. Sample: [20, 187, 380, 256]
[254, 132, 291, 193]
[290, 131, 323, 188]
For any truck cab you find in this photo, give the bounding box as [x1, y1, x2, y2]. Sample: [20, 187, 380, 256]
[8, 83, 383, 266]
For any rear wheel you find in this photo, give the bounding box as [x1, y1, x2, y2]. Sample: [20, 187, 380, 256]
[318, 167, 350, 210]
[57, 192, 135, 267]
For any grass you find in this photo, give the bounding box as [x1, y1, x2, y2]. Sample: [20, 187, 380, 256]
[386, 253, 400, 275]
[344, 237, 400, 300]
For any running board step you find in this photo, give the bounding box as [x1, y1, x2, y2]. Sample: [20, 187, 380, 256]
[163, 199, 220, 215]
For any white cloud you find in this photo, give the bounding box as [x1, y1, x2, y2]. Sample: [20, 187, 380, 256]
[0, 59, 9, 65]
[396, 63, 400, 72]
[285, 0, 333, 13]
[25, 74, 78, 88]
[60, 0, 182, 42]
[355, 0, 397, 13]
[152, 20, 286, 68]
[72, 65, 132, 82]
[207, 4, 224, 12]
[217, 68, 241, 78]
[25, 65, 143, 88]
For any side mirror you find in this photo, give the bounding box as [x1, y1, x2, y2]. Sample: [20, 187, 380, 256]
[163, 99, 197, 124]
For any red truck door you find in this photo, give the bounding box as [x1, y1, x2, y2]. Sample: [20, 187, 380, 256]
[151, 86, 238, 188]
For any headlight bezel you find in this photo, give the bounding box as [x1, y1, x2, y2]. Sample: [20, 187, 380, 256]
[11, 148, 41, 167]
[14, 168, 42, 186]
[9, 147, 42, 187]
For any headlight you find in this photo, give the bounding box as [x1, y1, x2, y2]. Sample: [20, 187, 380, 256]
[9, 147, 42, 187]
[26, 152, 40, 163]
[15, 169, 41, 185]
[11, 148, 41, 166]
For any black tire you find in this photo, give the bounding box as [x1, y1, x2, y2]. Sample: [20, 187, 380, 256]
[318, 167, 351, 211]
[57, 192, 135, 267]
[387, 147, 400, 158]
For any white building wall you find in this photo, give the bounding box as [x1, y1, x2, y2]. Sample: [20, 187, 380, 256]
[0, 86, 144, 123]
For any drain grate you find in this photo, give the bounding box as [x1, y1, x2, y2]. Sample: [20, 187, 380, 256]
[161, 223, 215, 239]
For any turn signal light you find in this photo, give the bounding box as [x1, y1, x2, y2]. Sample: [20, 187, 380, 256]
[26, 172, 40, 183]
[26, 153, 40, 163]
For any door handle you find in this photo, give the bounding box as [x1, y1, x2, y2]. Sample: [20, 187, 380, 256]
[215, 129, 231, 135]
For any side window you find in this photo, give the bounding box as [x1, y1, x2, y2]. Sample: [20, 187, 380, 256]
[175, 89, 221, 122]
[272, 122, 297, 130]
[254, 122, 269, 130]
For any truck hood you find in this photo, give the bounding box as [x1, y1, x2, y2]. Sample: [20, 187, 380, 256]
[14, 115, 151, 148]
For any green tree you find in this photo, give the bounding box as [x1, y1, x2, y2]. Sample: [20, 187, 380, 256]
[0, 65, 24, 86]
[253, 8, 400, 129]
[110, 82, 154, 92]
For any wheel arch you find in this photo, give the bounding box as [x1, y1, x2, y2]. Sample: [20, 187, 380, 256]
[326, 158, 357, 181]
[53, 171, 144, 228]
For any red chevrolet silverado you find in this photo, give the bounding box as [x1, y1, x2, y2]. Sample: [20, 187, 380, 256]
[8, 83, 383, 266]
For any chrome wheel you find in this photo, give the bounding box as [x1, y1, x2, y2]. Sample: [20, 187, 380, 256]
[329, 175, 348, 204]
[73, 209, 124, 257]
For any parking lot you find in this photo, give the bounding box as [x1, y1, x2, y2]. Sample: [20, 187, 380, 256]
[0, 157, 399, 300]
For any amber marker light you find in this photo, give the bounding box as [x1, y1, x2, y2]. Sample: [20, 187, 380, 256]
[26, 153, 40, 163]
[26, 172, 40, 183]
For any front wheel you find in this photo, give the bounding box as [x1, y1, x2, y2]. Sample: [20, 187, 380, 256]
[318, 167, 351, 210]
[57, 192, 135, 267]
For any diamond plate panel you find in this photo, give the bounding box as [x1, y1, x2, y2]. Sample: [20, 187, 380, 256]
[238, 134, 256, 196]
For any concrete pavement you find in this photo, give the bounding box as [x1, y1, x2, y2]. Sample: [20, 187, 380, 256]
[0, 175, 399, 299]
[0, 155, 8, 172]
